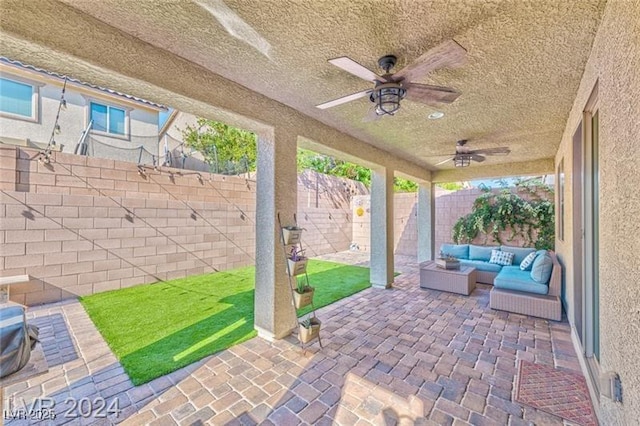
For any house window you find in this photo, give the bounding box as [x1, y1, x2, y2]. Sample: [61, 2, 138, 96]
[0, 77, 37, 119]
[90, 102, 127, 136]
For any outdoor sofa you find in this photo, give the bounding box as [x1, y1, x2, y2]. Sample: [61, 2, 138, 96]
[439, 244, 562, 321]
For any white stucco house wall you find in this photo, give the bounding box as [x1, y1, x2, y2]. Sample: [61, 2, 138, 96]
[0, 57, 165, 163]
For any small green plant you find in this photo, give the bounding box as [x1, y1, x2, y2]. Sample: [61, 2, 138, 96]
[296, 276, 309, 294]
[300, 316, 319, 328]
[300, 317, 312, 328]
[452, 183, 555, 250]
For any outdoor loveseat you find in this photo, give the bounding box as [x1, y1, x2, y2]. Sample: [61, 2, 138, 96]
[439, 244, 562, 321]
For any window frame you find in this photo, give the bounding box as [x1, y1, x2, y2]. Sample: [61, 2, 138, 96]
[86, 99, 131, 140]
[0, 74, 42, 123]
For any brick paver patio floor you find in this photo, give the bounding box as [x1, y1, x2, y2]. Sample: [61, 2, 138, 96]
[4, 253, 589, 425]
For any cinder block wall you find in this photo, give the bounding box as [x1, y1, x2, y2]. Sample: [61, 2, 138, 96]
[435, 188, 551, 251]
[0, 146, 365, 305]
[351, 192, 417, 255]
[351, 188, 550, 257]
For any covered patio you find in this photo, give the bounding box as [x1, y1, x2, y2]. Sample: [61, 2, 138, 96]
[7, 254, 584, 425]
[1, 0, 639, 424]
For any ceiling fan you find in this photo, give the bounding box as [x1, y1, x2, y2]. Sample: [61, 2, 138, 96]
[316, 39, 467, 120]
[434, 139, 511, 167]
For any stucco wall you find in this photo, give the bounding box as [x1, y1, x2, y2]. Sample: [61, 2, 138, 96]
[0, 69, 160, 159]
[0, 145, 364, 305]
[554, 1, 640, 423]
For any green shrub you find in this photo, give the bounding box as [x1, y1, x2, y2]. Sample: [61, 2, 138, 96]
[452, 184, 555, 250]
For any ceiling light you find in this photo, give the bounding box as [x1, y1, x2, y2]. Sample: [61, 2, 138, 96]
[453, 154, 471, 168]
[370, 82, 406, 116]
[428, 111, 445, 120]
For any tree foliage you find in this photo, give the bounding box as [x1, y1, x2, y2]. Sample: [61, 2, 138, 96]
[297, 149, 417, 192]
[181, 119, 417, 191]
[181, 118, 257, 173]
[437, 182, 465, 191]
[452, 181, 555, 250]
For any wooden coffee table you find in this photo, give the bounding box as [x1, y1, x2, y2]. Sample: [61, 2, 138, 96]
[420, 261, 477, 295]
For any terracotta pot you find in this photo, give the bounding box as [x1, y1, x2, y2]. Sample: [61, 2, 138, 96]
[299, 318, 321, 343]
[293, 287, 315, 309]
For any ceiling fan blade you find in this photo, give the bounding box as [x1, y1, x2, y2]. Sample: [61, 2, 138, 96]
[405, 83, 461, 105]
[434, 157, 453, 166]
[362, 106, 382, 122]
[471, 154, 486, 162]
[470, 147, 511, 155]
[316, 90, 371, 109]
[328, 57, 382, 82]
[393, 39, 467, 82]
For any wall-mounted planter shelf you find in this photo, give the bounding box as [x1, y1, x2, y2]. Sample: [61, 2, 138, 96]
[279, 213, 322, 350]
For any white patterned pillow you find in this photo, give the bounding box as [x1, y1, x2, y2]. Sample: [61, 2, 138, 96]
[489, 249, 514, 266]
[520, 251, 538, 271]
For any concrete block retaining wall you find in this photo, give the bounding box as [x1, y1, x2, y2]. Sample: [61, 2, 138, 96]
[352, 187, 548, 257]
[0, 146, 365, 305]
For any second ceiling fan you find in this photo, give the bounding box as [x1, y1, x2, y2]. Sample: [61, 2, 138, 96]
[434, 139, 511, 167]
[316, 39, 467, 120]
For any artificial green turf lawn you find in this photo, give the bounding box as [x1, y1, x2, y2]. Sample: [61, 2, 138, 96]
[80, 260, 371, 385]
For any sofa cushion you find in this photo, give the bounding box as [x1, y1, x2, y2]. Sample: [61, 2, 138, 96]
[469, 245, 500, 262]
[440, 244, 469, 260]
[519, 251, 537, 271]
[530, 251, 553, 283]
[501, 246, 536, 265]
[490, 249, 514, 266]
[459, 259, 503, 273]
[494, 266, 549, 295]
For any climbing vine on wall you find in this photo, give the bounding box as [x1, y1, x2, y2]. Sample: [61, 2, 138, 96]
[452, 182, 555, 250]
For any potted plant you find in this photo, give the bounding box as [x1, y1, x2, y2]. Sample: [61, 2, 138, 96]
[298, 316, 321, 343]
[293, 276, 314, 309]
[287, 247, 308, 276]
[282, 225, 303, 245]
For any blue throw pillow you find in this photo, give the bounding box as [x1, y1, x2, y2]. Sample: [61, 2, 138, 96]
[501, 246, 537, 265]
[469, 245, 500, 262]
[520, 251, 537, 271]
[440, 244, 469, 259]
[530, 253, 553, 283]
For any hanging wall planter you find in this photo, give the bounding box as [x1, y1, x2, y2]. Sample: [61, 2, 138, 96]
[282, 226, 304, 245]
[287, 258, 308, 276]
[293, 287, 315, 309]
[298, 317, 321, 343]
[287, 247, 308, 276]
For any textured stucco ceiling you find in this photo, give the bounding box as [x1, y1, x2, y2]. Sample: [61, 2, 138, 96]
[11, 0, 606, 172]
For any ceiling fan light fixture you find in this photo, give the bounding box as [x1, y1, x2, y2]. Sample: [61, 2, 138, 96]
[453, 154, 471, 168]
[370, 82, 406, 115]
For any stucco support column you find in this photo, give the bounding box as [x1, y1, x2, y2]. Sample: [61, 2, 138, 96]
[255, 130, 297, 340]
[417, 183, 436, 262]
[370, 167, 394, 288]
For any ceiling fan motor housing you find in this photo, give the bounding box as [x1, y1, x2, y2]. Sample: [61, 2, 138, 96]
[377, 55, 398, 73]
